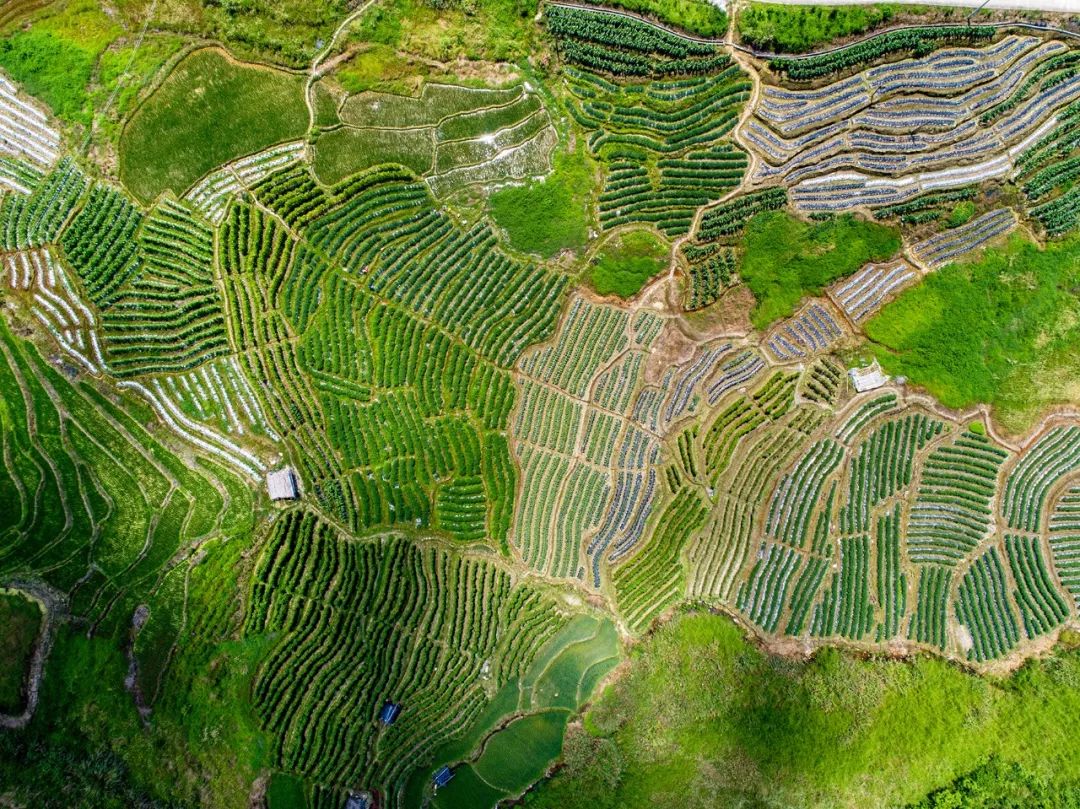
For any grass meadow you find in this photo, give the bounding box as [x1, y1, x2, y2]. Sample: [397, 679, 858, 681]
[739, 211, 900, 329]
[588, 229, 669, 299]
[528, 612, 1080, 809]
[867, 232, 1080, 433]
[119, 47, 307, 203]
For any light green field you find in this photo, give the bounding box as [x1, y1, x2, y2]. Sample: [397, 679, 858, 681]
[588, 230, 670, 299]
[119, 48, 307, 203]
[867, 232, 1080, 433]
[530, 612, 1080, 809]
[739, 211, 901, 329]
[313, 126, 434, 182]
[488, 147, 594, 258]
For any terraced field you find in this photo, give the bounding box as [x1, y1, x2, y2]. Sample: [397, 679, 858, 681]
[7, 3, 1080, 807]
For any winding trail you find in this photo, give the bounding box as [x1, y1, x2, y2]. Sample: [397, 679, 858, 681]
[305, 0, 380, 132]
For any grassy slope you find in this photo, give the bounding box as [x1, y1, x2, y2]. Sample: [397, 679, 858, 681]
[488, 147, 594, 258]
[348, 0, 541, 64]
[738, 211, 900, 329]
[737, 3, 914, 53]
[866, 232, 1080, 433]
[119, 48, 307, 204]
[313, 126, 434, 183]
[0, 591, 41, 714]
[0, 0, 120, 126]
[597, 0, 728, 38]
[528, 612, 1080, 809]
[588, 229, 669, 299]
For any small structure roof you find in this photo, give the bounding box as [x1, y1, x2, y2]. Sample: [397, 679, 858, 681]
[344, 791, 372, 809]
[266, 467, 299, 501]
[433, 765, 454, 787]
[849, 360, 889, 393]
[379, 701, 401, 725]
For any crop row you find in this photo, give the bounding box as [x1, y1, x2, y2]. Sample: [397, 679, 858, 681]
[738, 542, 802, 632]
[769, 26, 997, 81]
[1005, 534, 1069, 639]
[836, 393, 899, 443]
[1049, 486, 1080, 607]
[682, 244, 735, 310]
[798, 358, 844, 407]
[246, 511, 565, 798]
[547, 5, 727, 77]
[910, 208, 1017, 268]
[812, 534, 874, 640]
[765, 437, 844, 549]
[702, 369, 791, 481]
[693, 186, 787, 243]
[60, 183, 142, 305]
[829, 258, 918, 323]
[519, 297, 629, 398]
[1001, 425, 1080, 532]
[875, 505, 907, 640]
[615, 487, 708, 631]
[102, 198, 230, 377]
[909, 565, 951, 649]
[0, 157, 86, 250]
[955, 546, 1020, 662]
[765, 302, 845, 362]
[567, 62, 750, 237]
[839, 413, 942, 535]
[0, 73, 59, 167]
[688, 408, 819, 599]
[907, 432, 1008, 565]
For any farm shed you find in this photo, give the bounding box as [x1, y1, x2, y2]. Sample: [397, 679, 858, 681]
[379, 701, 401, 724]
[344, 791, 372, 809]
[849, 361, 889, 393]
[433, 765, 454, 787]
[266, 467, 299, 500]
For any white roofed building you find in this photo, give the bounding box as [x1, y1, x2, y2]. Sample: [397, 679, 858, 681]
[267, 467, 299, 501]
[849, 360, 889, 393]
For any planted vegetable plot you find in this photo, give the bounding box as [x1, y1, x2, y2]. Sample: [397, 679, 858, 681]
[314, 82, 558, 196]
[740, 36, 1080, 215]
[10, 8, 1080, 804]
[549, 5, 750, 237]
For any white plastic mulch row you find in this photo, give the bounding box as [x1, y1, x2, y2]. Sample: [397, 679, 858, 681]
[765, 301, 848, 362]
[909, 208, 1018, 267]
[829, 259, 919, 323]
[184, 141, 306, 224]
[4, 248, 106, 373]
[0, 73, 59, 168]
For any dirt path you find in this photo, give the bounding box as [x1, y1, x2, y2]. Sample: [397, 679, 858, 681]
[0, 581, 66, 730]
[305, 0, 380, 132]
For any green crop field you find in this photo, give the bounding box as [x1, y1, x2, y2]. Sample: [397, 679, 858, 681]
[119, 48, 308, 204]
[7, 3, 1080, 808]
